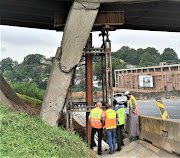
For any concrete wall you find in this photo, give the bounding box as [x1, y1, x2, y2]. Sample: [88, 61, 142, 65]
[133, 90, 180, 100]
[139, 115, 180, 155]
[125, 114, 180, 155]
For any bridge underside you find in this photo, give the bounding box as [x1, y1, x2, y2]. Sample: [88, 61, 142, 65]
[1, 0, 180, 32]
[1, 0, 180, 150]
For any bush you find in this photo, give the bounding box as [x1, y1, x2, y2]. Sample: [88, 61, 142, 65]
[10, 82, 45, 100]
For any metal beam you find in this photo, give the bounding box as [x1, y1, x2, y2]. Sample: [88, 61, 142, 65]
[85, 34, 93, 145]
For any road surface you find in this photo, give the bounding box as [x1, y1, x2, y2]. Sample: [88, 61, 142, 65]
[125, 99, 180, 120]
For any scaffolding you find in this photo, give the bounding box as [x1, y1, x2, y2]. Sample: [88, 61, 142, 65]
[65, 31, 113, 134]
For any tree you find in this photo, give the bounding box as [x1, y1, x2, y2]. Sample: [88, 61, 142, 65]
[160, 48, 178, 64]
[139, 47, 160, 67]
[139, 53, 160, 67]
[3, 70, 18, 82]
[93, 60, 102, 81]
[22, 54, 46, 65]
[93, 57, 126, 86]
[46, 57, 55, 65]
[136, 48, 145, 65]
[42, 65, 52, 75]
[112, 46, 140, 65]
[112, 57, 125, 81]
[112, 46, 131, 63]
[0, 57, 18, 74]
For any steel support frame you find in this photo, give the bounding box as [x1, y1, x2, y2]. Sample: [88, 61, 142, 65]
[55, 11, 124, 31]
[66, 83, 73, 130]
[85, 34, 93, 145]
[65, 31, 114, 143]
[104, 35, 113, 106]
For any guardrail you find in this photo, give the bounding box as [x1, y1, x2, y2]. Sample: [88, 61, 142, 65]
[67, 102, 106, 112]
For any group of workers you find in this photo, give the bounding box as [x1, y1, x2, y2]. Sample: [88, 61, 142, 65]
[89, 91, 140, 155]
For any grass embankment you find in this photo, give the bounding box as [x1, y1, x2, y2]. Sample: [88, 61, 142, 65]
[17, 93, 42, 110]
[0, 105, 96, 158]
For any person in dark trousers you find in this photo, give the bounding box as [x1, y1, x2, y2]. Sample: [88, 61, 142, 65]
[113, 100, 126, 151]
[89, 102, 104, 155]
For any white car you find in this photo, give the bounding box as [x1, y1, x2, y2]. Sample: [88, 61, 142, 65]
[113, 93, 128, 107]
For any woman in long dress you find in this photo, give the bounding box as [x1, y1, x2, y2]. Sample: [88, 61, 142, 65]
[125, 91, 140, 141]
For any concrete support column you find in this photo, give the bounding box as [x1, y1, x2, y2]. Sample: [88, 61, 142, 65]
[114, 71, 117, 87]
[40, 48, 75, 126]
[40, 1, 100, 126]
[169, 67, 171, 71]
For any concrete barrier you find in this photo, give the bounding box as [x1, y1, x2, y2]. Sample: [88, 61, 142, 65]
[125, 114, 180, 155]
[139, 115, 180, 155]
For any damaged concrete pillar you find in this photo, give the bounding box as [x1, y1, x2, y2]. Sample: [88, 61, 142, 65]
[40, 1, 100, 126]
[0, 75, 26, 112]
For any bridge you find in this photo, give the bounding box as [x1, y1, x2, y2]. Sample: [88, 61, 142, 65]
[1, 0, 180, 32]
[0, 0, 180, 156]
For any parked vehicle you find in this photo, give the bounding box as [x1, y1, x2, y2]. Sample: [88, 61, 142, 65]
[113, 92, 128, 107]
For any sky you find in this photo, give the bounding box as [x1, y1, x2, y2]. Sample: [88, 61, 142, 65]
[0, 25, 180, 63]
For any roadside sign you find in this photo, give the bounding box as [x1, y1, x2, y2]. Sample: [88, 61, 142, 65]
[155, 97, 170, 120]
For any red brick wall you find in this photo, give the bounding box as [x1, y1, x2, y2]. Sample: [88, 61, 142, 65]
[116, 71, 180, 92]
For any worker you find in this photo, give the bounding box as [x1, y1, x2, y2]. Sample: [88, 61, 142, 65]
[125, 91, 140, 141]
[89, 101, 104, 155]
[113, 100, 125, 151]
[104, 104, 117, 154]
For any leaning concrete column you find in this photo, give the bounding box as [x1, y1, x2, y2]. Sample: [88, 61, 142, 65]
[40, 1, 100, 126]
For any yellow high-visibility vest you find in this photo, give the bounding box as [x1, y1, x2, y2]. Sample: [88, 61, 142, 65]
[129, 95, 138, 115]
[91, 108, 103, 129]
[105, 109, 117, 129]
[116, 106, 125, 125]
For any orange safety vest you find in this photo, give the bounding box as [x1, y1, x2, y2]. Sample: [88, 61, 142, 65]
[129, 95, 138, 115]
[105, 109, 117, 129]
[90, 107, 103, 129]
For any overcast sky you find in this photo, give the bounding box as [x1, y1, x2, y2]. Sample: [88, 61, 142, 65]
[0, 25, 180, 63]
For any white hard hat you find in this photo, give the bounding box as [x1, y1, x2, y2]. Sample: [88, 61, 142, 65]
[125, 91, 130, 95]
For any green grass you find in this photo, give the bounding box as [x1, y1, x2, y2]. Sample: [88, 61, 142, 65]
[17, 93, 42, 110]
[0, 105, 96, 158]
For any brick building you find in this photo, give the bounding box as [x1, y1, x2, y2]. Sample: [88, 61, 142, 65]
[114, 64, 180, 93]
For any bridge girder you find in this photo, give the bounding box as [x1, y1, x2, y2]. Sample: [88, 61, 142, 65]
[1, 0, 180, 32]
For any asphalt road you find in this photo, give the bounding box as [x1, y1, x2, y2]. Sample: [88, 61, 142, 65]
[125, 99, 180, 120]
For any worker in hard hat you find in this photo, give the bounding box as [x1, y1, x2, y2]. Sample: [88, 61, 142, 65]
[104, 104, 117, 154]
[125, 91, 140, 141]
[89, 101, 104, 155]
[113, 100, 126, 151]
